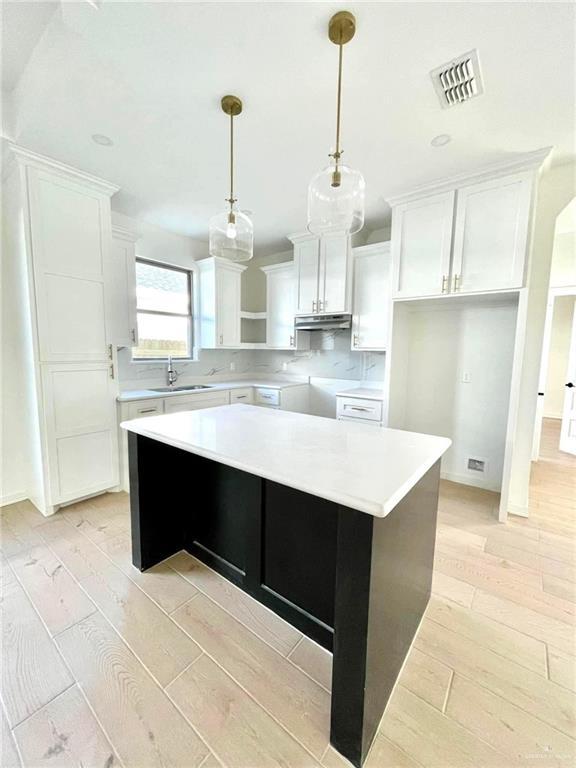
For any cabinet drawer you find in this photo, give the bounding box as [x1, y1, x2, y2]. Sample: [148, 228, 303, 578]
[127, 399, 164, 419]
[336, 397, 383, 422]
[254, 388, 280, 407]
[164, 391, 229, 414]
[230, 388, 253, 404]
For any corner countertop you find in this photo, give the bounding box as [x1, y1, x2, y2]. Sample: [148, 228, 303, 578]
[117, 379, 308, 403]
[121, 404, 450, 518]
[335, 387, 386, 401]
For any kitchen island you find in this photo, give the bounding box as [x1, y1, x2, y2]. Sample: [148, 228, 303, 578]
[122, 404, 450, 767]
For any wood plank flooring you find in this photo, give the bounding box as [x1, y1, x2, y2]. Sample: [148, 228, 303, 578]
[1, 418, 574, 767]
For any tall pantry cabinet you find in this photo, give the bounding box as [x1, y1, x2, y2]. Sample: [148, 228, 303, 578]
[5, 146, 120, 515]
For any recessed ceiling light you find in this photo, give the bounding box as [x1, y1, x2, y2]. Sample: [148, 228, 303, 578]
[92, 134, 114, 146]
[431, 134, 451, 148]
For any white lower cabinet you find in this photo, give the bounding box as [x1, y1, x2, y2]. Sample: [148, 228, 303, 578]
[336, 395, 383, 424]
[42, 362, 119, 504]
[164, 391, 230, 414]
[230, 388, 253, 403]
[351, 243, 391, 351]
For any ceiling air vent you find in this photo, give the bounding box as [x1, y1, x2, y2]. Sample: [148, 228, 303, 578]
[430, 50, 484, 108]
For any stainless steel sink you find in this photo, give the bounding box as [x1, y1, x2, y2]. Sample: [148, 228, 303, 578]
[151, 385, 213, 393]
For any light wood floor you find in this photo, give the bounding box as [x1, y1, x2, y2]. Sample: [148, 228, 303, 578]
[2, 418, 575, 767]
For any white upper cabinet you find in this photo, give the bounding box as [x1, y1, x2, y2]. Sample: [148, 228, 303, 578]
[451, 172, 532, 293]
[294, 237, 320, 314]
[198, 257, 246, 348]
[290, 232, 350, 315]
[320, 234, 350, 313]
[390, 169, 536, 300]
[391, 191, 455, 299]
[351, 243, 391, 351]
[26, 167, 114, 361]
[105, 225, 139, 348]
[261, 262, 310, 350]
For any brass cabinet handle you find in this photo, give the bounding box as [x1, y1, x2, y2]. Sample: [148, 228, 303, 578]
[441, 275, 448, 294]
[138, 408, 157, 414]
[109, 363, 115, 379]
[131, 328, 136, 343]
[289, 335, 294, 346]
[312, 300, 317, 312]
[219, 334, 223, 345]
[353, 334, 359, 347]
[236, 395, 247, 399]
[453, 274, 461, 292]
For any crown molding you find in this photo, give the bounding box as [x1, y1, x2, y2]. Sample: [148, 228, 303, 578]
[9, 143, 120, 197]
[352, 241, 391, 256]
[386, 146, 553, 208]
[111, 224, 140, 243]
[260, 261, 294, 274]
[287, 231, 317, 245]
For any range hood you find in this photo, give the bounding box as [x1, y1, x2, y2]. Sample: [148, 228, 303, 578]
[294, 313, 352, 331]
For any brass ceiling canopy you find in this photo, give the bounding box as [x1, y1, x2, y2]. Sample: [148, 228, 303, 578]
[221, 95, 242, 117]
[328, 11, 356, 46]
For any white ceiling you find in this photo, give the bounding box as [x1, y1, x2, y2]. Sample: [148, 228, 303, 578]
[3, 1, 575, 255]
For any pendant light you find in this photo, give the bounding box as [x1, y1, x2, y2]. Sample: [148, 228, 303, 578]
[209, 95, 253, 262]
[307, 11, 365, 236]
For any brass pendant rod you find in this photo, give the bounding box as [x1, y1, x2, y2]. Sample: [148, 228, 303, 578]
[334, 41, 343, 161]
[228, 112, 235, 214]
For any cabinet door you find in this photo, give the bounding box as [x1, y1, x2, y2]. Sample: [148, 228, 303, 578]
[27, 168, 111, 361]
[320, 233, 349, 313]
[351, 245, 391, 351]
[41, 362, 119, 505]
[217, 267, 241, 346]
[391, 191, 455, 299]
[295, 239, 319, 315]
[164, 392, 229, 413]
[452, 172, 532, 293]
[267, 266, 296, 348]
[106, 230, 139, 348]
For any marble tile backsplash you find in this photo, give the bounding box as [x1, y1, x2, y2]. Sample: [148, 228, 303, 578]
[118, 328, 385, 387]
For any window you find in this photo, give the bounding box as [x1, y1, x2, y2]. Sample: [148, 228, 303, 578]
[132, 259, 192, 359]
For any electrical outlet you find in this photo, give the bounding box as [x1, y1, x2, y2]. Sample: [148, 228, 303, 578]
[229, 361, 236, 372]
[282, 362, 288, 371]
[461, 371, 471, 383]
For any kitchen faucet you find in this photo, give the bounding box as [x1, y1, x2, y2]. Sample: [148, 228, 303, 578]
[167, 356, 179, 387]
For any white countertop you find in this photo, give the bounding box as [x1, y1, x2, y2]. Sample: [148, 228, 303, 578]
[335, 387, 386, 401]
[121, 405, 450, 518]
[117, 379, 307, 403]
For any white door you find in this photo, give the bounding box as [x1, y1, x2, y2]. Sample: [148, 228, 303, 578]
[27, 167, 111, 362]
[217, 267, 241, 347]
[391, 191, 455, 299]
[41, 362, 119, 505]
[560, 302, 576, 454]
[266, 265, 296, 348]
[295, 239, 319, 314]
[351, 244, 391, 351]
[320, 233, 349, 313]
[452, 172, 532, 294]
[106, 227, 139, 348]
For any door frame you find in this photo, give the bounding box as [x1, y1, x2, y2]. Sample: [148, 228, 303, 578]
[532, 285, 576, 460]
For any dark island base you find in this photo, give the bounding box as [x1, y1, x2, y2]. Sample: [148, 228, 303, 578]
[128, 433, 440, 767]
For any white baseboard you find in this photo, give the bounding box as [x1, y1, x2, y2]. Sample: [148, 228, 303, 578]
[508, 503, 529, 518]
[440, 471, 500, 493]
[0, 491, 28, 507]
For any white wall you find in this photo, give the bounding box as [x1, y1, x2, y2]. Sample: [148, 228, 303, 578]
[400, 302, 517, 491]
[505, 161, 576, 517]
[544, 295, 574, 418]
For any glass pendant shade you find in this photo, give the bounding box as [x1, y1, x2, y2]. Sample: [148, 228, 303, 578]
[209, 208, 253, 262]
[307, 158, 365, 235]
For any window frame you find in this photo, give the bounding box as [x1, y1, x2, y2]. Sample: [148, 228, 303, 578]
[132, 257, 194, 361]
